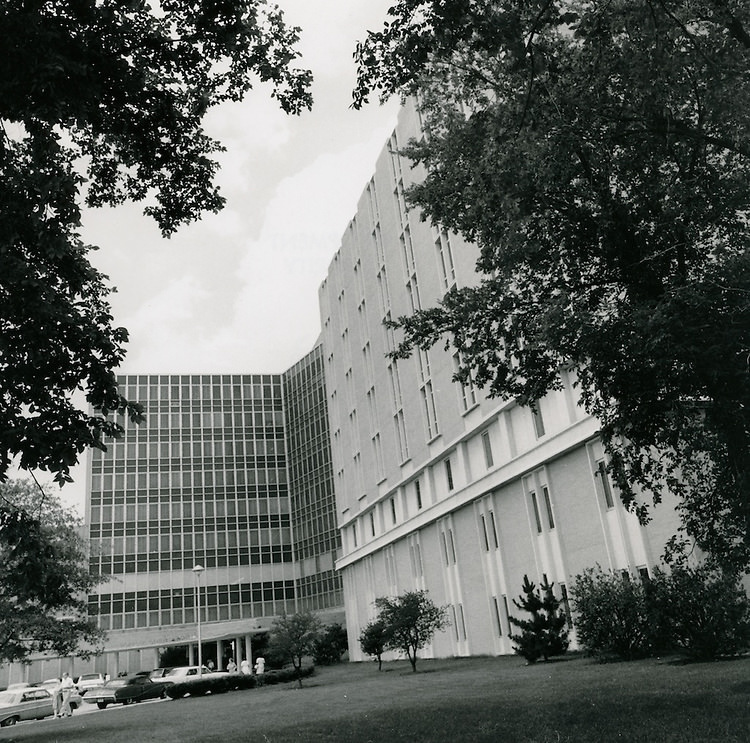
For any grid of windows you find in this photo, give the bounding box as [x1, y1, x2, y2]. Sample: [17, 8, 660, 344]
[297, 570, 343, 612]
[89, 374, 291, 577]
[88, 580, 295, 631]
[284, 347, 341, 563]
[284, 347, 343, 613]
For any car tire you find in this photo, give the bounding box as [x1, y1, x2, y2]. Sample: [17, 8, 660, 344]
[97, 702, 108, 710]
[160, 690, 167, 699]
[123, 698, 133, 705]
[2, 717, 19, 727]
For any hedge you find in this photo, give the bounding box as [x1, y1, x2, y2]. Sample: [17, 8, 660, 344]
[165, 666, 315, 699]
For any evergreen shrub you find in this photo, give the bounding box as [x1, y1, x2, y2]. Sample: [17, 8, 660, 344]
[509, 574, 569, 663]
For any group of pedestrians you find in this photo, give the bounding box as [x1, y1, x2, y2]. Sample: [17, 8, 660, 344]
[52, 672, 75, 718]
[224, 657, 264, 674]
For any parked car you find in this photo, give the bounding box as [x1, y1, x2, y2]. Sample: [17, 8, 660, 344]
[74, 673, 106, 695]
[37, 680, 83, 711]
[0, 687, 55, 726]
[82, 676, 168, 709]
[162, 666, 214, 682]
[149, 668, 173, 679]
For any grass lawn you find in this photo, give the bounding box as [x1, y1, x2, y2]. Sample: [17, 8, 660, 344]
[1, 654, 748, 742]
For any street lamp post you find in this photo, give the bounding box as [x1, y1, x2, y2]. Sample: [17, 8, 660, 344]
[192, 564, 205, 676]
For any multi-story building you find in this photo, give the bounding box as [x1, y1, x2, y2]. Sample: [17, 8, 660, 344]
[2, 100, 685, 687]
[83, 372, 298, 674]
[0, 350, 341, 684]
[319, 100, 682, 660]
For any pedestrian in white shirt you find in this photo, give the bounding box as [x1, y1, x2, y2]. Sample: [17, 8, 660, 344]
[59, 672, 74, 717]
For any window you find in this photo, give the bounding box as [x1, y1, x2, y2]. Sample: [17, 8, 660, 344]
[489, 510, 499, 549]
[369, 511, 375, 538]
[445, 458, 454, 491]
[390, 497, 397, 524]
[448, 528, 457, 564]
[596, 460, 615, 509]
[481, 430, 494, 468]
[415, 479, 422, 510]
[542, 486, 555, 529]
[532, 406, 546, 438]
[559, 583, 572, 627]
[502, 595, 511, 636]
[458, 604, 467, 641]
[453, 352, 477, 411]
[492, 597, 504, 637]
[480, 515, 490, 551]
[530, 491, 543, 533]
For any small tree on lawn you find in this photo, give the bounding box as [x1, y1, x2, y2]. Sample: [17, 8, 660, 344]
[375, 590, 449, 672]
[510, 575, 569, 663]
[268, 610, 321, 688]
[359, 619, 388, 671]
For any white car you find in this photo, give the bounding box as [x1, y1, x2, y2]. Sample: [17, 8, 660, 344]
[75, 673, 106, 695]
[0, 688, 54, 727]
[162, 666, 213, 682]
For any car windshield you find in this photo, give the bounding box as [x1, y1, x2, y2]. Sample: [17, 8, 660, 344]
[79, 674, 100, 681]
[0, 691, 19, 704]
[106, 680, 128, 688]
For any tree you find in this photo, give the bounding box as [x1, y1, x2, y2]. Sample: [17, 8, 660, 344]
[353, 2, 750, 572]
[374, 590, 449, 672]
[509, 575, 569, 663]
[0, 0, 312, 485]
[313, 622, 348, 666]
[268, 610, 321, 688]
[359, 619, 388, 671]
[0, 478, 105, 663]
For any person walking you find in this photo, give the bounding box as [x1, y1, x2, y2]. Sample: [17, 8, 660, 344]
[52, 678, 63, 718]
[59, 673, 75, 717]
[240, 658, 251, 675]
[226, 658, 237, 673]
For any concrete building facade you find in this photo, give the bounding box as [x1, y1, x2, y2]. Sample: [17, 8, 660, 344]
[2, 101, 686, 686]
[319, 101, 682, 660]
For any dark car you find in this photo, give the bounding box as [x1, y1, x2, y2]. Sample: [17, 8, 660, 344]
[82, 676, 168, 709]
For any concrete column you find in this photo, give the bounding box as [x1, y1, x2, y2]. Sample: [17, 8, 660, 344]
[235, 637, 243, 667]
[153, 648, 160, 670]
[112, 652, 120, 679]
[244, 634, 253, 664]
[188, 643, 195, 665]
[216, 640, 223, 670]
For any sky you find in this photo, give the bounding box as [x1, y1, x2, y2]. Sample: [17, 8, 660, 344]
[80, 0, 401, 376]
[36, 1, 401, 507]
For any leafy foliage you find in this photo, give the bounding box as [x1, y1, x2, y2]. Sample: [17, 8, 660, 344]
[570, 563, 749, 661]
[354, 1, 750, 571]
[374, 590, 449, 672]
[509, 574, 569, 663]
[0, 0, 312, 484]
[313, 622, 348, 666]
[650, 563, 750, 660]
[570, 566, 665, 661]
[268, 610, 322, 687]
[0, 478, 105, 663]
[359, 618, 388, 670]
